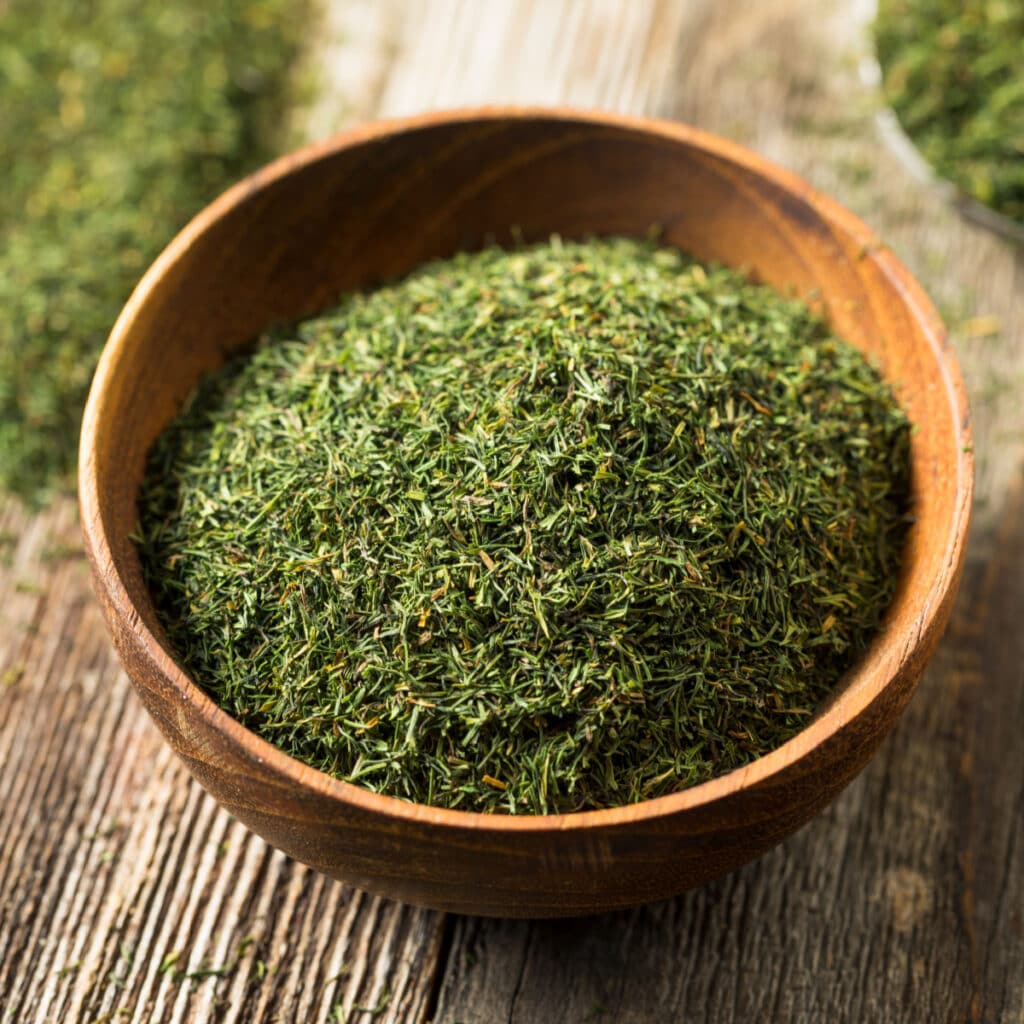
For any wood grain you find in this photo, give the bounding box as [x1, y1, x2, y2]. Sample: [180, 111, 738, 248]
[1, 0, 1021, 1019]
[299, 0, 706, 139]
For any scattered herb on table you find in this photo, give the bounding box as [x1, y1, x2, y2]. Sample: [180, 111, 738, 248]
[875, 0, 1024, 225]
[158, 951, 181, 976]
[0, 0, 310, 503]
[1, 665, 25, 689]
[137, 237, 911, 814]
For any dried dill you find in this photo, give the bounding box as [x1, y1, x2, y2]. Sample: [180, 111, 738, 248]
[136, 237, 911, 814]
[875, 0, 1024, 226]
[0, 0, 310, 503]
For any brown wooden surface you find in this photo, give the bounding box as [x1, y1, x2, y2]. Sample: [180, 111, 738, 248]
[1, 0, 1021, 1020]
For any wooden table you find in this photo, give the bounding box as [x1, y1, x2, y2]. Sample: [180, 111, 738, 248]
[2, 2, 1021, 1020]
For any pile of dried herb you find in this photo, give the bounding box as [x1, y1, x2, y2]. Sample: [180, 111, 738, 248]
[0, 0, 309, 503]
[137, 237, 911, 814]
[875, 0, 1024, 225]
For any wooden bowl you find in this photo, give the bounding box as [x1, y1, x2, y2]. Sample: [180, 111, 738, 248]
[79, 109, 972, 918]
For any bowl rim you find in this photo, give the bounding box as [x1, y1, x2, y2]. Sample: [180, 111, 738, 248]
[79, 105, 974, 834]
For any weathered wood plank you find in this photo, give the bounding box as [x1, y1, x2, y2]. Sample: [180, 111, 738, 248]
[431, 1, 1024, 1021]
[302, 0, 704, 128]
[953, 483, 1024, 1024]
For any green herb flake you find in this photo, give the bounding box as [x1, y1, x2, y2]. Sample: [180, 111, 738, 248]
[158, 951, 180, 975]
[137, 237, 912, 815]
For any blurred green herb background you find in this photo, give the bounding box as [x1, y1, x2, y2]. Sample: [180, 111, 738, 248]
[875, 0, 1024, 226]
[0, 0, 310, 504]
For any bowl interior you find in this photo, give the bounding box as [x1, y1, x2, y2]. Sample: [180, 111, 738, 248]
[84, 111, 968, 807]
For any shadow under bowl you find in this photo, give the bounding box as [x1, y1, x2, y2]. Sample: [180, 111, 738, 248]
[79, 108, 972, 918]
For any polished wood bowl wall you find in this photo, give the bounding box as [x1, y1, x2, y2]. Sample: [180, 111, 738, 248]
[79, 109, 972, 918]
